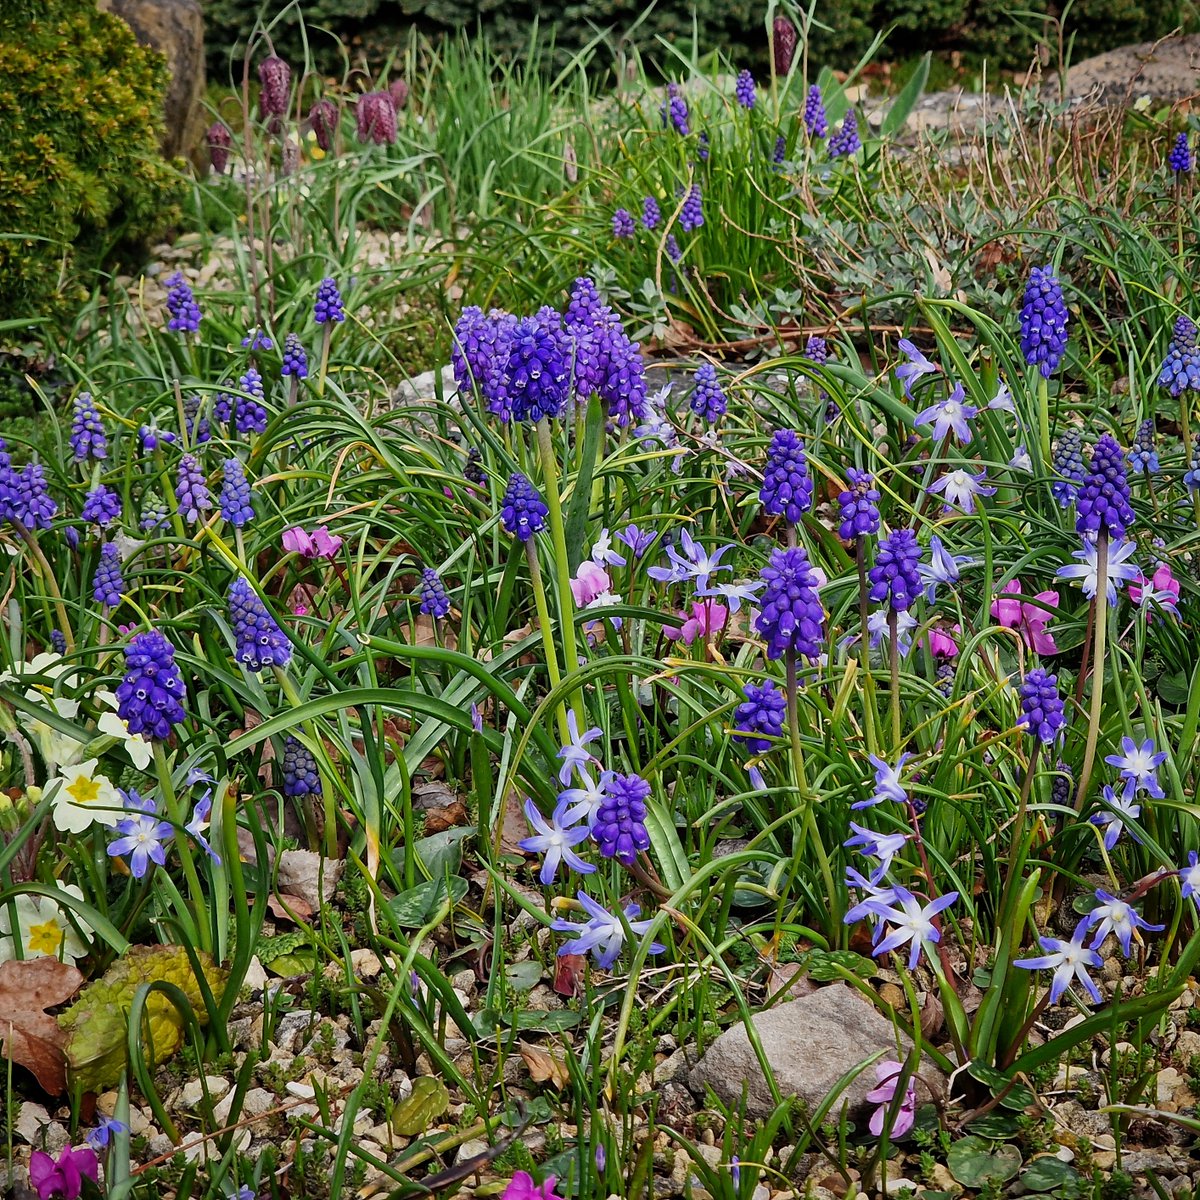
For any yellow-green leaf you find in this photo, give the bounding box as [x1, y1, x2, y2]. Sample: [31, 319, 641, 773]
[391, 1075, 450, 1136]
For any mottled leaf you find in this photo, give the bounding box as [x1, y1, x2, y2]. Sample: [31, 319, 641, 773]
[391, 1075, 450, 1136]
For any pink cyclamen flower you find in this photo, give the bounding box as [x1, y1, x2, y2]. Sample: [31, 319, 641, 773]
[865, 1060, 917, 1138]
[665, 600, 728, 646]
[570, 561, 611, 607]
[29, 1146, 99, 1200]
[927, 625, 959, 659]
[502, 1172, 560, 1200]
[282, 525, 343, 560]
[1129, 562, 1180, 620]
[991, 580, 1058, 655]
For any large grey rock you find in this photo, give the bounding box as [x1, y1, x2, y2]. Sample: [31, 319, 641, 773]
[102, 0, 206, 160]
[689, 984, 936, 1120]
[1064, 35, 1200, 108]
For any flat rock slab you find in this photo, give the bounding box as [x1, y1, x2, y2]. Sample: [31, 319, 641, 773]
[689, 983, 940, 1121]
[1065, 35, 1200, 107]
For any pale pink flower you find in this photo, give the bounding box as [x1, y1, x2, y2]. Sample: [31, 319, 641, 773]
[865, 1059, 917, 1138]
[1129, 562, 1180, 620]
[991, 580, 1058, 655]
[283, 525, 343, 559]
[665, 600, 728, 646]
[570, 561, 611, 607]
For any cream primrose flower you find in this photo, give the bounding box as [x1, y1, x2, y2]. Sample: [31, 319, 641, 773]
[4, 652, 85, 769]
[94, 689, 153, 770]
[0, 884, 91, 964]
[47, 758, 123, 833]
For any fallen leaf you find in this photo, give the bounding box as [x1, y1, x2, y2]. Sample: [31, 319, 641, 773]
[423, 801, 469, 834]
[0, 959, 83, 1094]
[553, 954, 586, 998]
[276, 849, 344, 910]
[267, 893, 315, 923]
[520, 1041, 570, 1089]
[920, 988, 944, 1040]
[500, 788, 530, 857]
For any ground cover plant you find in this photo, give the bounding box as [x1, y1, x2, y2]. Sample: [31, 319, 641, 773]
[6, 6, 1200, 1200]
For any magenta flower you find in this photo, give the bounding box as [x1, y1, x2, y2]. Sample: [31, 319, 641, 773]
[1129, 562, 1180, 620]
[866, 1059, 917, 1137]
[29, 1146, 98, 1200]
[927, 626, 959, 659]
[665, 600, 728, 646]
[570, 561, 611, 607]
[502, 1172, 560, 1200]
[991, 580, 1058, 655]
[282, 525, 343, 559]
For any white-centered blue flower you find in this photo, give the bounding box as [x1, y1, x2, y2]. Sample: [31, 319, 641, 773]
[518, 798, 595, 886]
[853, 752, 911, 810]
[1055, 537, 1140, 606]
[844, 821, 909, 882]
[1103, 736, 1166, 799]
[861, 884, 958, 970]
[551, 891, 665, 969]
[556, 710, 603, 785]
[928, 467, 996, 514]
[1090, 784, 1142, 850]
[894, 339, 939, 398]
[1084, 889, 1162, 956]
[914, 382, 978, 444]
[918, 535, 977, 604]
[1014, 918, 1102, 1004]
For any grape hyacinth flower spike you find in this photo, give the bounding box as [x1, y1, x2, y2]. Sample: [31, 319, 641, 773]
[228, 576, 293, 673]
[592, 773, 652, 865]
[1051, 428, 1086, 506]
[70, 393, 107, 462]
[419, 568, 451, 618]
[611, 208, 635, 239]
[689, 362, 727, 422]
[1158, 316, 1200, 396]
[92, 543, 124, 609]
[1019, 266, 1069, 378]
[755, 546, 824, 662]
[760, 429, 813, 524]
[1018, 668, 1065, 745]
[732, 679, 787, 754]
[175, 454, 212, 525]
[1169, 131, 1193, 173]
[219, 458, 254, 527]
[500, 473, 548, 541]
[165, 272, 201, 334]
[641, 196, 661, 230]
[828, 111, 861, 157]
[116, 630, 187, 740]
[314, 278, 345, 324]
[735, 69, 756, 109]
[1076, 432, 1135, 541]
[803, 84, 827, 138]
[281, 333, 308, 379]
[678, 184, 704, 232]
[837, 470, 881, 542]
[282, 736, 321, 796]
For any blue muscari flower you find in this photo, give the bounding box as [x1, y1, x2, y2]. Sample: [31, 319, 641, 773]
[1019, 266, 1069, 377]
[228, 576, 292, 673]
[175, 454, 212, 524]
[64, 526, 79, 550]
[116, 629, 187, 739]
[803, 84, 827, 137]
[281, 333, 308, 378]
[502, 314, 572, 423]
[419, 567, 451, 617]
[642, 196, 661, 230]
[662, 83, 689, 135]
[837, 468, 881, 542]
[772, 135, 786, 165]
[70, 393, 107, 462]
[612, 208, 635, 239]
[551, 891, 665, 969]
[828, 111, 860, 157]
[697, 130, 710, 161]
[235, 367, 268, 434]
[282, 735, 320, 796]
[4, 463, 57, 529]
[183, 393, 210, 444]
[735, 69, 755, 109]
[1019, 667, 1065, 744]
[140, 496, 168, 532]
[1051, 428, 1087, 506]
[1185, 434, 1200, 492]
[666, 234, 683, 263]
[92, 542, 124, 608]
[452, 306, 518, 416]
[500, 472, 548, 541]
[1168, 131, 1193, 172]
[165, 272, 201, 333]
[689, 361, 726, 422]
[219, 458, 254, 527]
[242, 327, 273, 351]
[592, 772, 651, 865]
[760, 429, 812, 523]
[564, 279, 649, 426]
[464, 447, 486, 485]
[1127, 418, 1159, 474]
[732, 679, 786, 754]
[139, 421, 176, 450]
[519, 798, 596, 885]
[82, 484, 121, 527]
[1076, 432, 1135, 540]
[108, 790, 174, 878]
[50, 630, 66, 656]
[868, 529, 923, 612]
[805, 335, 828, 365]
[1158, 315, 1200, 396]
[755, 545, 825, 661]
[678, 184, 704, 232]
[314, 277, 345, 324]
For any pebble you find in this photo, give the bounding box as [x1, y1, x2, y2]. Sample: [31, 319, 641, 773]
[882, 1180, 920, 1195]
[180, 1075, 232, 1109]
[1157, 1067, 1184, 1105]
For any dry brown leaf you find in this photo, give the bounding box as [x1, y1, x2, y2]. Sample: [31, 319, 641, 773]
[520, 1041, 570, 1089]
[500, 789, 530, 856]
[920, 989, 944, 1040]
[267, 893, 315, 923]
[0, 958, 84, 1094]
[424, 801, 469, 834]
[553, 953, 587, 998]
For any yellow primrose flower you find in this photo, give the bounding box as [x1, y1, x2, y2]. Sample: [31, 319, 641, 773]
[46, 759, 122, 833]
[0, 884, 91, 965]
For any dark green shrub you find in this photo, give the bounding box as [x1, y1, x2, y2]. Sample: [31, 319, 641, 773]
[0, 0, 183, 324]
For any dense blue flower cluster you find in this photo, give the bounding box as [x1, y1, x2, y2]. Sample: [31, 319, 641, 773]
[666, 234, 683, 263]
[50, 630, 66, 656]
[565, 278, 649, 426]
[689, 362, 727, 422]
[612, 208, 635, 239]
[1169, 132, 1193, 172]
[1019, 668, 1065, 744]
[281, 333, 308, 378]
[733, 679, 786, 754]
[92, 543, 125, 608]
[755, 546, 825, 661]
[1127, 418, 1159, 474]
[1019, 266, 1069, 377]
[451, 306, 519, 418]
[773, 136, 786, 165]
[235, 367, 268, 435]
[82, 485, 121, 527]
[679, 184, 704, 232]
[183, 393, 210, 444]
[175, 454, 212, 525]
[735, 69, 756, 109]
[70, 393, 107, 462]
[593, 773, 651, 864]
[502, 315, 572, 424]
[1076, 432, 1135, 540]
[282, 736, 321, 796]
[662, 83, 689, 135]
[500, 472, 548, 541]
[4, 463, 57, 529]
[165, 272, 201, 333]
[242, 328, 272, 351]
[313, 277, 345, 324]
[464, 447, 486, 485]
[838, 469, 881, 542]
[219, 458, 255, 526]
[228, 576, 292, 673]
[804, 84, 827, 137]
[419, 567, 451, 617]
[116, 630, 187, 739]
[805, 336, 828, 365]
[1158, 316, 1200, 396]
[1051, 429, 1086, 506]
[1186, 435, 1200, 492]
[642, 196, 661, 230]
[829, 112, 860, 157]
[868, 529, 923, 612]
[760, 429, 812, 522]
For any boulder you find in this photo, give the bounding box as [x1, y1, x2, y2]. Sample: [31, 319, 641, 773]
[688, 984, 942, 1121]
[101, 0, 206, 160]
[1064, 34, 1200, 108]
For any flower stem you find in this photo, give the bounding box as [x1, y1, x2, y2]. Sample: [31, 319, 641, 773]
[525, 541, 570, 746]
[856, 540, 877, 756]
[154, 740, 211, 955]
[888, 610, 900, 748]
[1037, 375, 1051, 472]
[1073, 530, 1109, 814]
[276, 668, 339, 858]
